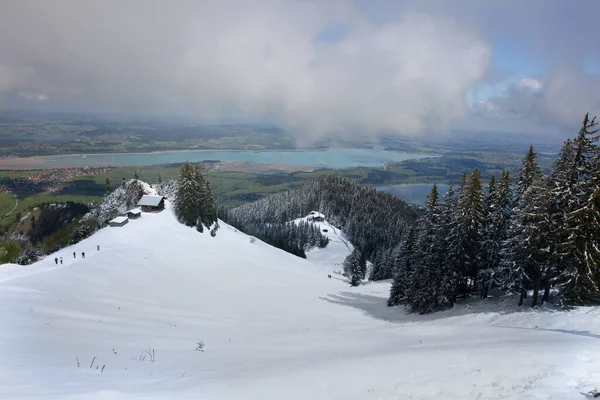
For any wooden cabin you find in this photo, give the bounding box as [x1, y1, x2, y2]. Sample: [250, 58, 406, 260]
[109, 216, 129, 227]
[137, 195, 165, 212]
[308, 211, 325, 222]
[127, 208, 142, 219]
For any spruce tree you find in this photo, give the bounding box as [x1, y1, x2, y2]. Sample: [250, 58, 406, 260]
[546, 138, 576, 303]
[442, 185, 464, 302]
[406, 184, 445, 313]
[175, 162, 201, 227]
[344, 248, 363, 286]
[454, 168, 485, 296]
[194, 164, 218, 229]
[556, 114, 600, 303]
[388, 227, 417, 306]
[500, 146, 541, 306]
[435, 186, 460, 306]
[520, 174, 554, 307]
[480, 172, 512, 298]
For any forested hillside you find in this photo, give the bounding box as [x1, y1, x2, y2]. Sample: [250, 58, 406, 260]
[222, 174, 419, 268]
[389, 114, 600, 313]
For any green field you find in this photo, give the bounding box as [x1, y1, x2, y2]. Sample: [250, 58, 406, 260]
[0, 193, 99, 227]
[0, 193, 16, 217]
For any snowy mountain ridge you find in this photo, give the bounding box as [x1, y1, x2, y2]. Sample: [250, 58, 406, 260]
[84, 179, 156, 223]
[1, 200, 599, 399]
[293, 212, 353, 272]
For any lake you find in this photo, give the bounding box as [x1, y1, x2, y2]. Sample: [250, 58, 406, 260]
[40, 148, 432, 169]
[378, 183, 450, 205]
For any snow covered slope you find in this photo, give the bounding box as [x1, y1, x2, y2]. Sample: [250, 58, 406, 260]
[294, 214, 353, 272]
[1, 202, 600, 400]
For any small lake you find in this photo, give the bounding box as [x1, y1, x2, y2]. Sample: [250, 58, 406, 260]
[378, 183, 451, 205]
[41, 148, 432, 169]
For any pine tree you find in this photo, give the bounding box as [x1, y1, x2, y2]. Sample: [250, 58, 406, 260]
[517, 145, 540, 199]
[546, 138, 576, 303]
[556, 114, 600, 303]
[454, 168, 485, 296]
[520, 174, 554, 307]
[175, 162, 201, 227]
[194, 164, 218, 229]
[500, 146, 542, 306]
[344, 248, 363, 286]
[388, 227, 417, 306]
[430, 186, 458, 306]
[480, 172, 512, 298]
[105, 178, 111, 194]
[405, 184, 446, 313]
[442, 185, 464, 303]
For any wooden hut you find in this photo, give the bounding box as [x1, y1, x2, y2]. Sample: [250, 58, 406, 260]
[109, 216, 129, 227]
[127, 208, 142, 219]
[308, 211, 325, 222]
[137, 195, 165, 212]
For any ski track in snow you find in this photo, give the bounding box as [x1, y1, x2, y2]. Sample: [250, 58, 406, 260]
[1, 203, 599, 400]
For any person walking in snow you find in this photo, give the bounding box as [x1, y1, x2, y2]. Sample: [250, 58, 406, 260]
[54, 257, 58, 264]
[73, 251, 76, 258]
[60, 257, 63, 264]
[97, 245, 100, 251]
[82, 252, 85, 259]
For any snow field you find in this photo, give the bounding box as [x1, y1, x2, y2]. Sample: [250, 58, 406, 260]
[0, 203, 599, 399]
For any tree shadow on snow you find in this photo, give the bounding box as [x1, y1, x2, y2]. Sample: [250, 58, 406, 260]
[493, 325, 600, 340]
[320, 292, 408, 322]
[320, 291, 570, 324]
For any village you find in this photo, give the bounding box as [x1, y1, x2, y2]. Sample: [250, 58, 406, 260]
[0, 166, 111, 194]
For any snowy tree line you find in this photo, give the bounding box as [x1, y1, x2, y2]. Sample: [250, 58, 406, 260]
[388, 114, 600, 313]
[219, 213, 329, 258]
[222, 174, 418, 262]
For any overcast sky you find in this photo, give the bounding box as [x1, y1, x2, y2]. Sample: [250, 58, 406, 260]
[0, 0, 598, 140]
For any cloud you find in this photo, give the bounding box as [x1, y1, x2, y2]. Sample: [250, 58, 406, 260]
[543, 68, 600, 127]
[0, 0, 491, 139]
[471, 78, 544, 120]
[1, 0, 599, 139]
[468, 70, 600, 134]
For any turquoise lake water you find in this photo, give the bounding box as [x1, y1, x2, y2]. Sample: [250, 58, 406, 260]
[378, 183, 450, 205]
[41, 148, 431, 169]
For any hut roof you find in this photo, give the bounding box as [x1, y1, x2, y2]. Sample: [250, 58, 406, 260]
[137, 195, 164, 207]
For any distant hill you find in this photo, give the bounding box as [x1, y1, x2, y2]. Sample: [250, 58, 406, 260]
[223, 174, 419, 277]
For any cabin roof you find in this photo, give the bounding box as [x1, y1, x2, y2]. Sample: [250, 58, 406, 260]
[309, 211, 325, 219]
[137, 195, 164, 207]
[127, 208, 141, 214]
[110, 216, 128, 224]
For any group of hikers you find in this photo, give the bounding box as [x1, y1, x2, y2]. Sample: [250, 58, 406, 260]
[54, 245, 100, 265]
